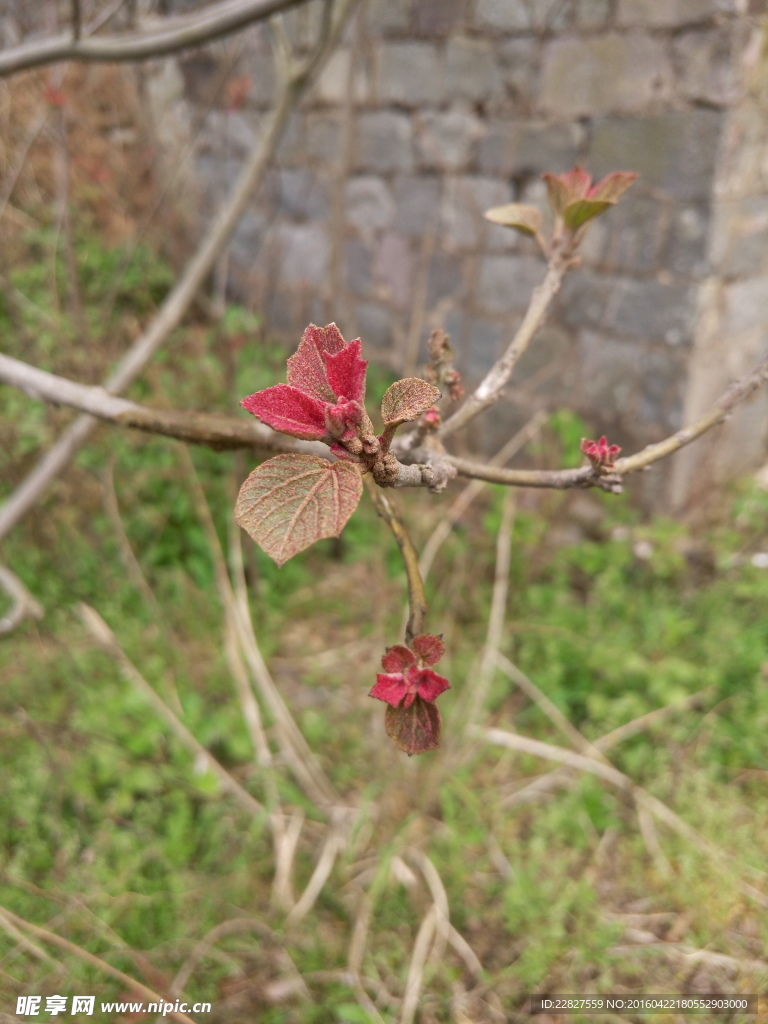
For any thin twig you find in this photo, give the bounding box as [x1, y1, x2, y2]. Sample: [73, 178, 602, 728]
[0, 0, 311, 76]
[365, 478, 426, 643]
[0, 905, 197, 1024]
[438, 256, 572, 440]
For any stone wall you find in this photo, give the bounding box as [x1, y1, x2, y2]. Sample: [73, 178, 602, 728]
[58, 1, 768, 504]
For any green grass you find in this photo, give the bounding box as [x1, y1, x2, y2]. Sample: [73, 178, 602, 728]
[1, 227, 768, 1023]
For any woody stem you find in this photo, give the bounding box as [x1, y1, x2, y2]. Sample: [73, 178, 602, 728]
[365, 478, 426, 644]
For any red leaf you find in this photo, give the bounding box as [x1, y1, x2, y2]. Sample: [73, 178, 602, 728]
[381, 645, 416, 672]
[235, 455, 363, 566]
[414, 667, 450, 703]
[241, 384, 328, 440]
[287, 323, 347, 403]
[370, 673, 409, 707]
[380, 378, 442, 426]
[411, 634, 444, 666]
[324, 338, 367, 404]
[385, 696, 442, 755]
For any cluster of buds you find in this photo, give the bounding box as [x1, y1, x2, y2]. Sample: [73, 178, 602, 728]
[581, 435, 621, 470]
[424, 328, 463, 402]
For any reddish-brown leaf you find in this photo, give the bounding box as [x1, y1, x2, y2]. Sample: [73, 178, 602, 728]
[380, 378, 441, 426]
[325, 338, 367, 404]
[385, 696, 442, 756]
[235, 455, 362, 566]
[241, 384, 328, 440]
[287, 323, 347, 403]
[411, 633, 445, 666]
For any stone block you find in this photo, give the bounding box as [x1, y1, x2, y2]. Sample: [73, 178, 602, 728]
[478, 254, 545, 315]
[274, 222, 330, 286]
[444, 37, 504, 104]
[617, 0, 735, 27]
[374, 233, 413, 308]
[445, 312, 506, 375]
[355, 111, 414, 173]
[392, 175, 443, 237]
[597, 193, 666, 275]
[478, 120, 585, 176]
[345, 176, 396, 239]
[344, 239, 373, 297]
[441, 175, 511, 251]
[474, 0, 529, 30]
[376, 42, 443, 105]
[540, 34, 671, 117]
[315, 49, 370, 105]
[576, 0, 613, 29]
[367, 0, 412, 33]
[577, 331, 687, 430]
[475, 0, 572, 31]
[590, 110, 724, 201]
[355, 301, 394, 351]
[415, 108, 485, 172]
[277, 168, 330, 221]
[673, 27, 747, 108]
[666, 202, 712, 277]
[497, 40, 539, 112]
[230, 210, 268, 266]
[560, 271, 698, 345]
[305, 113, 342, 164]
[710, 197, 768, 277]
[723, 277, 768, 335]
[427, 251, 466, 308]
[413, 0, 466, 35]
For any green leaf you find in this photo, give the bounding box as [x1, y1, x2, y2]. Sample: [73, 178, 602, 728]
[380, 378, 441, 426]
[562, 199, 613, 231]
[483, 202, 542, 237]
[235, 454, 363, 566]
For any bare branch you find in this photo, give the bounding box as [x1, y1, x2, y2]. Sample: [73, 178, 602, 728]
[0, 0, 310, 76]
[0, 351, 325, 454]
[365, 479, 427, 643]
[615, 350, 768, 474]
[438, 252, 572, 440]
[0, 0, 359, 545]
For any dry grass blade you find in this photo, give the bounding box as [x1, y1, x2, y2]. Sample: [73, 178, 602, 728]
[272, 810, 304, 911]
[463, 490, 516, 730]
[0, 564, 43, 635]
[400, 904, 438, 1024]
[476, 726, 768, 909]
[286, 819, 347, 924]
[78, 603, 265, 819]
[0, 905, 197, 1024]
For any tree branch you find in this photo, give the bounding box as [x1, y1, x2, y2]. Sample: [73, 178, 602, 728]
[365, 479, 427, 643]
[0, 0, 359, 545]
[0, 0, 309, 76]
[4, 346, 768, 495]
[437, 249, 573, 441]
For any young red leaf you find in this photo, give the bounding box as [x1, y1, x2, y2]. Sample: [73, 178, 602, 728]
[324, 339, 367, 404]
[287, 323, 347, 403]
[241, 384, 328, 440]
[381, 645, 416, 672]
[235, 454, 363, 566]
[483, 202, 543, 237]
[380, 378, 442, 427]
[411, 634, 445, 666]
[385, 697, 442, 756]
